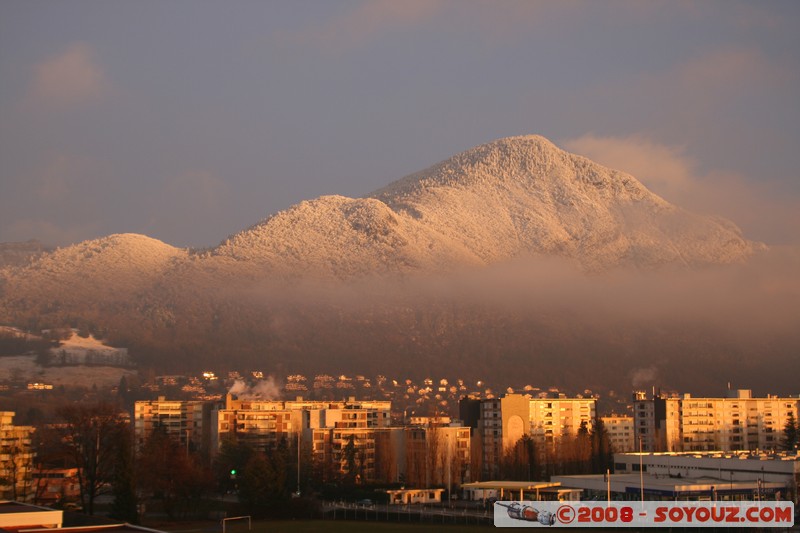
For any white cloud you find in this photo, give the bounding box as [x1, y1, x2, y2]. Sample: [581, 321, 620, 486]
[561, 134, 800, 245]
[27, 43, 109, 109]
[563, 134, 694, 201]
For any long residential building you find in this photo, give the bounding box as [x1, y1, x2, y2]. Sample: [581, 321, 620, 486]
[633, 389, 799, 453]
[211, 395, 392, 451]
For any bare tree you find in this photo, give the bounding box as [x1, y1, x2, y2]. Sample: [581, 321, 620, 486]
[56, 402, 127, 514]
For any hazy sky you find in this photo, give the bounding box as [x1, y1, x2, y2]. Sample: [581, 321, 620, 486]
[1, 1, 798, 248]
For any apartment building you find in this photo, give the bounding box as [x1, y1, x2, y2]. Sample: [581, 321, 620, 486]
[529, 396, 596, 442]
[633, 389, 799, 452]
[632, 391, 682, 452]
[311, 424, 471, 486]
[0, 412, 35, 501]
[212, 395, 391, 452]
[133, 397, 210, 453]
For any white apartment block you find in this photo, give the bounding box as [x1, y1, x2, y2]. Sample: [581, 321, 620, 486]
[633, 389, 799, 453]
[529, 396, 596, 442]
[632, 391, 682, 452]
[601, 415, 635, 452]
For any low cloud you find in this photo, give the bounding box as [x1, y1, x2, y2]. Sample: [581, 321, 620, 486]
[231, 248, 800, 393]
[240, 247, 800, 337]
[26, 43, 109, 109]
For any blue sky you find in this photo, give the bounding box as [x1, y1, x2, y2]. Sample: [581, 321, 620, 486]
[1, 1, 798, 247]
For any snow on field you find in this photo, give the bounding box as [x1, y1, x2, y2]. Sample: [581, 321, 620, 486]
[0, 355, 135, 387]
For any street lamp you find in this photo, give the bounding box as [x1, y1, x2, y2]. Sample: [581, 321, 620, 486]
[295, 430, 301, 497]
[446, 433, 452, 509]
[638, 435, 644, 509]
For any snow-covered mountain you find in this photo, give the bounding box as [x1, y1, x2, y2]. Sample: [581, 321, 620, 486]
[0, 135, 782, 391]
[213, 135, 755, 275]
[0, 135, 760, 315]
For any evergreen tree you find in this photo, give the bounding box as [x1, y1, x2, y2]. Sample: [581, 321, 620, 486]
[269, 437, 292, 496]
[575, 421, 592, 474]
[590, 418, 613, 473]
[214, 435, 253, 494]
[783, 412, 799, 451]
[342, 434, 357, 485]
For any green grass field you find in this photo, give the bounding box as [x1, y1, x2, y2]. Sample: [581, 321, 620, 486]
[158, 519, 494, 533]
[253, 521, 493, 532]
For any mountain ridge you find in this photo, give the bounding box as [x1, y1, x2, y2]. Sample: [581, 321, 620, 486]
[0, 135, 783, 393]
[1, 135, 759, 290]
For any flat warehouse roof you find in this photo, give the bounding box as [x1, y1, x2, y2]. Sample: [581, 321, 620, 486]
[462, 481, 561, 491]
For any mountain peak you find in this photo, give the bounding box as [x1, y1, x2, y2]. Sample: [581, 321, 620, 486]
[365, 134, 735, 269]
[371, 135, 662, 210]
